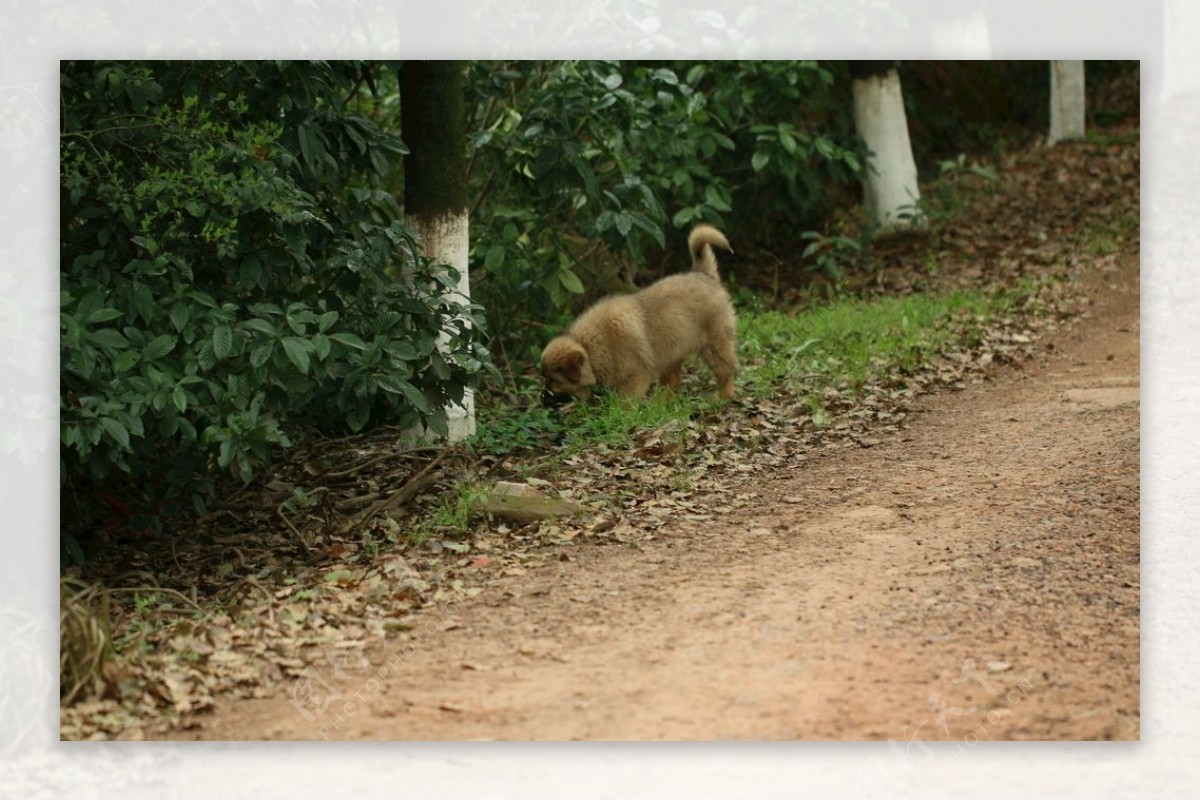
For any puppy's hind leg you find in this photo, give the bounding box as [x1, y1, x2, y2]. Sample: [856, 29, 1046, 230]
[703, 353, 735, 400]
[701, 324, 738, 400]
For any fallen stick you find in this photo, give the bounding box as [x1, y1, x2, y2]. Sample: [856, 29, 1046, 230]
[339, 449, 450, 535]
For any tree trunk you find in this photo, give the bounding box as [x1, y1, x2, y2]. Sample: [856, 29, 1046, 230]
[1048, 60, 1086, 145]
[401, 61, 475, 441]
[850, 62, 921, 230]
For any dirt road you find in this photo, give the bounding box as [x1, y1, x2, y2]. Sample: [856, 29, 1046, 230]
[188, 253, 1138, 742]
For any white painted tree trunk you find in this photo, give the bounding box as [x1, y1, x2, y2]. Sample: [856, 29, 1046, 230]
[852, 69, 922, 229]
[1048, 60, 1086, 145]
[407, 212, 475, 441]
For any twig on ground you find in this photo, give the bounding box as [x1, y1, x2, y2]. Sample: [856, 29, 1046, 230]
[339, 449, 451, 535]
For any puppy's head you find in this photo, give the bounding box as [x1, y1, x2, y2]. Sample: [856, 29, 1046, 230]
[541, 335, 595, 405]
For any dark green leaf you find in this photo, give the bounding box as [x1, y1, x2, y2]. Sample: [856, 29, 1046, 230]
[345, 403, 370, 432]
[239, 318, 277, 337]
[250, 341, 275, 368]
[628, 213, 664, 247]
[317, 311, 339, 333]
[142, 334, 177, 361]
[329, 332, 367, 351]
[385, 340, 418, 361]
[377, 374, 430, 412]
[99, 417, 130, 450]
[113, 350, 140, 373]
[212, 324, 234, 359]
[170, 302, 191, 332]
[559, 268, 585, 294]
[239, 255, 264, 289]
[312, 334, 331, 361]
[86, 307, 123, 325]
[90, 328, 129, 350]
[281, 337, 311, 374]
[485, 245, 506, 271]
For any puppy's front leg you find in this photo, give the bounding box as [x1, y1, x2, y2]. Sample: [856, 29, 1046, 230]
[615, 373, 654, 400]
[660, 362, 684, 392]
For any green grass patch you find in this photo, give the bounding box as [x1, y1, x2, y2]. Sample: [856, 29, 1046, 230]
[472, 404, 565, 456]
[406, 482, 483, 545]
[1084, 129, 1139, 148]
[473, 384, 708, 460]
[472, 284, 1031, 459]
[1081, 213, 1138, 257]
[740, 289, 1005, 397]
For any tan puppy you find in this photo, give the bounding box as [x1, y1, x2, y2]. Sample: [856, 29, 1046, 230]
[541, 224, 737, 402]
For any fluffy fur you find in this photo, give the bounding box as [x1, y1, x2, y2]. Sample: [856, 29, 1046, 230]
[541, 224, 737, 402]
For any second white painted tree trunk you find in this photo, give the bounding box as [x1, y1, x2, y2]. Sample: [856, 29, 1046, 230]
[1049, 60, 1086, 145]
[852, 70, 922, 229]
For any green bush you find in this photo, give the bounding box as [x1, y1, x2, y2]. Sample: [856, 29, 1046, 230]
[464, 61, 678, 364]
[678, 61, 862, 236]
[60, 61, 487, 524]
[463, 60, 864, 368]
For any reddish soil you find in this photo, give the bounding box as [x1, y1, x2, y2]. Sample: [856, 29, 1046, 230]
[184, 252, 1139, 742]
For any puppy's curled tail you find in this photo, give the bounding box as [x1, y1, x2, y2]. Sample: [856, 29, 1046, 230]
[688, 223, 732, 279]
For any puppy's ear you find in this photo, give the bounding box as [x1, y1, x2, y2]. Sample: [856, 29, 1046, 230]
[561, 349, 585, 381]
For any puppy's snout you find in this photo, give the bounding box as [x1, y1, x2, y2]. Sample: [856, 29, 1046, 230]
[542, 389, 572, 408]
